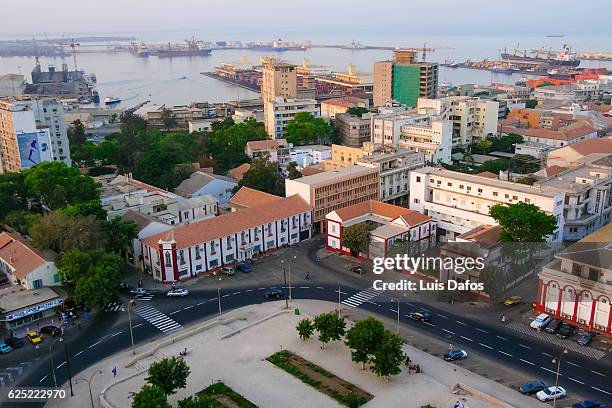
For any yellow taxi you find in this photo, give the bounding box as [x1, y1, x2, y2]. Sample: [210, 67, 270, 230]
[503, 296, 522, 306]
[27, 331, 42, 345]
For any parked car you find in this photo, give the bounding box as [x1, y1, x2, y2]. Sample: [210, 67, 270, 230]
[119, 281, 130, 289]
[556, 322, 577, 339]
[545, 319, 561, 334]
[0, 342, 13, 354]
[530, 313, 551, 330]
[443, 349, 467, 361]
[503, 296, 522, 306]
[220, 267, 235, 276]
[519, 380, 547, 395]
[408, 310, 432, 323]
[167, 288, 189, 297]
[27, 331, 42, 345]
[40, 326, 61, 336]
[578, 331, 595, 346]
[235, 263, 252, 273]
[573, 401, 609, 408]
[263, 288, 283, 300]
[350, 266, 364, 275]
[536, 386, 566, 402]
[4, 337, 24, 348]
[130, 288, 150, 296]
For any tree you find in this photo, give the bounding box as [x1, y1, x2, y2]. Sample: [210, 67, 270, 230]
[516, 176, 537, 185]
[68, 119, 86, 146]
[284, 112, 332, 146]
[74, 260, 122, 307]
[58, 250, 92, 282]
[509, 154, 541, 174]
[477, 158, 509, 174]
[178, 395, 213, 408]
[345, 317, 385, 369]
[161, 108, 177, 131]
[475, 139, 493, 154]
[105, 217, 139, 253]
[370, 330, 404, 381]
[287, 161, 302, 180]
[0, 173, 28, 221]
[341, 222, 371, 256]
[4, 210, 40, 235]
[61, 200, 107, 220]
[296, 318, 315, 341]
[346, 106, 368, 116]
[23, 162, 100, 210]
[30, 212, 107, 252]
[145, 357, 191, 395]
[131, 384, 171, 408]
[209, 118, 266, 170]
[490, 202, 557, 242]
[313, 312, 346, 349]
[525, 99, 537, 109]
[233, 155, 284, 196]
[497, 134, 523, 152]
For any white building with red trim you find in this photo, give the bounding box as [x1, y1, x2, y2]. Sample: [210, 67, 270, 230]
[141, 188, 313, 283]
[325, 200, 435, 259]
[536, 223, 612, 336]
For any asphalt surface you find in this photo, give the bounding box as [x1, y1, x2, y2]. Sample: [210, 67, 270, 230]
[2, 243, 611, 407]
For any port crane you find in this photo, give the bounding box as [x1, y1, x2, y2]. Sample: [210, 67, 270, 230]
[63, 38, 81, 72]
[401, 43, 454, 62]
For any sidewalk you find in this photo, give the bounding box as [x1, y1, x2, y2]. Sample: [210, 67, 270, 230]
[46, 300, 548, 408]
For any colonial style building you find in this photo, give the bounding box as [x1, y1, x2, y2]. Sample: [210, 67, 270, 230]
[141, 191, 312, 283]
[325, 200, 435, 259]
[536, 224, 612, 336]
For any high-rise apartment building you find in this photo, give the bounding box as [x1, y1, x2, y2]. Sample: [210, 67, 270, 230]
[0, 97, 71, 173]
[373, 50, 439, 108]
[261, 58, 298, 137]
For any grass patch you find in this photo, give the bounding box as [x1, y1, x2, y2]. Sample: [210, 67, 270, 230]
[267, 350, 372, 408]
[196, 381, 258, 408]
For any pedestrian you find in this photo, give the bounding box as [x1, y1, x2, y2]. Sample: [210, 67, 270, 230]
[112, 366, 117, 377]
[138, 279, 143, 288]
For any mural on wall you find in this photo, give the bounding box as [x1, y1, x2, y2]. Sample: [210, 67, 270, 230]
[17, 129, 52, 169]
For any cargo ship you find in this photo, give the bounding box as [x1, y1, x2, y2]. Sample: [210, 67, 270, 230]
[250, 39, 307, 52]
[501, 44, 580, 67]
[155, 37, 212, 58]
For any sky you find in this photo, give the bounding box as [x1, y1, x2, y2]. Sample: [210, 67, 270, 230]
[1, 0, 610, 38]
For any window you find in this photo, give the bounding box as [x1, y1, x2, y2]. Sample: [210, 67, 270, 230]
[225, 254, 234, 262]
[211, 242, 216, 255]
[165, 252, 172, 265]
[447, 182, 452, 187]
[184, 211, 189, 219]
[179, 250, 186, 265]
[195, 245, 201, 260]
[459, 185, 464, 189]
[416, 176, 421, 182]
[226, 236, 232, 249]
[33, 279, 43, 289]
[281, 221, 286, 233]
[209, 259, 219, 268]
[53, 274, 60, 283]
[413, 198, 420, 204]
[267, 223, 273, 236]
[466, 186, 471, 191]
[493, 191, 498, 196]
[477, 188, 483, 193]
[512, 195, 518, 200]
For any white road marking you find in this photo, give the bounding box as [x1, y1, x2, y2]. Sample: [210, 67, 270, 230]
[335, 290, 348, 295]
[299, 286, 310, 289]
[518, 343, 531, 350]
[591, 370, 606, 377]
[56, 362, 66, 369]
[567, 377, 584, 384]
[246, 289, 254, 292]
[460, 336, 473, 342]
[442, 328, 455, 335]
[519, 358, 535, 365]
[437, 313, 449, 319]
[258, 287, 265, 290]
[133, 323, 143, 328]
[316, 286, 325, 290]
[478, 343, 493, 349]
[455, 320, 467, 326]
[232, 292, 240, 295]
[498, 350, 513, 357]
[208, 299, 215, 303]
[475, 328, 488, 333]
[88, 340, 102, 349]
[496, 335, 508, 341]
[39, 375, 48, 383]
[183, 306, 193, 310]
[540, 366, 558, 375]
[388, 308, 397, 313]
[169, 310, 180, 315]
[222, 294, 230, 298]
[74, 350, 84, 357]
[110, 331, 122, 337]
[196, 301, 206, 306]
[566, 361, 580, 367]
[542, 352, 553, 357]
[423, 322, 435, 327]
[592, 386, 611, 395]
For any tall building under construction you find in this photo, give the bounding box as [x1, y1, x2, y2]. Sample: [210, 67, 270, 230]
[373, 50, 438, 107]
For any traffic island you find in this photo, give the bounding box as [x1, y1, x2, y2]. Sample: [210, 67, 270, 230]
[267, 350, 372, 408]
[196, 381, 258, 408]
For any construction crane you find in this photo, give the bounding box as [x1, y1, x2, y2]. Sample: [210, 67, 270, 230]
[399, 43, 453, 62]
[63, 39, 80, 72]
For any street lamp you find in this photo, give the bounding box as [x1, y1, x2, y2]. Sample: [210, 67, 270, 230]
[63, 341, 74, 397]
[289, 255, 296, 300]
[391, 298, 400, 334]
[282, 263, 289, 309]
[551, 349, 568, 408]
[122, 300, 136, 355]
[50, 337, 63, 388]
[76, 369, 103, 408]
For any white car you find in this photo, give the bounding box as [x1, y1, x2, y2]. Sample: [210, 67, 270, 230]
[167, 288, 189, 297]
[536, 386, 566, 402]
[130, 288, 150, 296]
[530, 313, 551, 330]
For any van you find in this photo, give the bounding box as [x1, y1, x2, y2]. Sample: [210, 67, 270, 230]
[530, 313, 551, 330]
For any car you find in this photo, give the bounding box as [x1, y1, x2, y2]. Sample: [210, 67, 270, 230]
[235, 263, 252, 273]
[408, 310, 432, 322]
[130, 288, 150, 296]
[545, 319, 561, 334]
[503, 296, 522, 306]
[536, 386, 566, 402]
[0, 343, 13, 354]
[519, 380, 548, 395]
[40, 326, 61, 336]
[578, 331, 595, 346]
[27, 331, 42, 345]
[530, 313, 551, 330]
[4, 337, 24, 348]
[573, 401, 609, 408]
[443, 349, 467, 361]
[350, 266, 364, 275]
[556, 322, 578, 339]
[263, 288, 283, 300]
[166, 288, 189, 297]
[220, 267, 235, 276]
[119, 281, 130, 289]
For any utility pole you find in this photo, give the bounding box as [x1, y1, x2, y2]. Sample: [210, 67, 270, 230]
[394, 298, 400, 334]
[338, 284, 341, 312]
[125, 300, 135, 355]
[50, 338, 62, 388]
[552, 349, 568, 408]
[283, 265, 289, 309]
[218, 288, 222, 316]
[64, 342, 74, 396]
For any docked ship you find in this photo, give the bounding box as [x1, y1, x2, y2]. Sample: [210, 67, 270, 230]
[501, 44, 580, 67]
[250, 39, 307, 52]
[104, 96, 121, 105]
[155, 37, 212, 58]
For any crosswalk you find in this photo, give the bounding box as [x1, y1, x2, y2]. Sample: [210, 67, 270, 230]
[103, 301, 123, 312]
[507, 321, 606, 360]
[134, 305, 182, 333]
[341, 287, 381, 308]
[133, 294, 154, 301]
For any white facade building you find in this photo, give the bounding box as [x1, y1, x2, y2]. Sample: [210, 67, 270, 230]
[370, 107, 430, 146]
[398, 120, 452, 164]
[409, 167, 565, 242]
[0, 232, 59, 290]
[266, 98, 319, 139]
[290, 145, 332, 168]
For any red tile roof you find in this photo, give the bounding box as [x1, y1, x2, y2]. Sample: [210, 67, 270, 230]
[567, 138, 612, 156]
[228, 163, 251, 181]
[143, 194, 312, 249]
[230, 187, 282, 210]
[0, 232, 53, 279]
[502, 121, 597, 141]
[476, 171, 498, 179]
[459, 225, 501, 248]
[542, 165, 567, 177]
[301, 166, 325, 176]
[397, 212, 432, 227]
[333, 200, 411, 222]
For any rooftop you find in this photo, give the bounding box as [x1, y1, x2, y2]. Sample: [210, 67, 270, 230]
[0, 232, 55, 280]
[534, 163, 611, 193]
[0, 286, 61, 314]
[556, 224, 612, 270]
[121, 211, 165, 230]
[288, 165, 378, 187]
[230, 187, 282, 210]
[246, 139, 289, 152]
[175, 171, 235, 196]
[228, 163, 251, 182]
